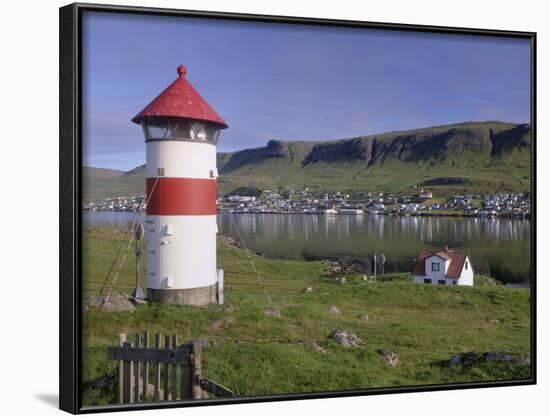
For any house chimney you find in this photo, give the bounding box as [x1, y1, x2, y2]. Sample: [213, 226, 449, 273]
[444, 245, 449, 252]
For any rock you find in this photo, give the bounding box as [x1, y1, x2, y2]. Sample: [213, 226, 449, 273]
[462, 352, 484, 366]
[186, 337, 212, 348]
[447, 351, 529, 367]
[208, 316, 234, 331]
[302, 287, 314, 293]
[328, 306, 341, 315]
[485, 351, 530, 365]
[306, 342, 326, 354]
[219, 235, 244, 249]
[377, 349, 400, 367]
[100, 294, 136, 312]
[335, 277, 346, 285]
[488, 319, 501, 325]
[448, 354, 462, 366]
[264, 307, 281, 318]
[84, 294, 137, 312]
[85, 295, 106, 308]
[329, 330, 362, 347]
[127, 296, 147, 305]
[356, 314, 370, 322]
[461, 300, 478, 308]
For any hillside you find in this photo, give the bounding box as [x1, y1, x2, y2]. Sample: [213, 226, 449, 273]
[84, 121, 531, 201]
[83, 165, 145, 202]
[217, 121, 531, 195]
[82, 228, 531, 404]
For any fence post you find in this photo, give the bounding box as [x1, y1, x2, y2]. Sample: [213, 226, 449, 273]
[163, 335, 170, 400]
[154, 333, 161, 401]
[192, 343, 202, 399]
[181, 343, 193, 399]
[118, 333, 126, 404]
[171, 335, 178, 401]
[122, 342, 133, 403]
[142, 331, 149, 401]
[134, 333, 140, 402]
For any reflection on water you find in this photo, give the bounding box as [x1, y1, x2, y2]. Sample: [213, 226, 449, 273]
[218, 214, 531, 284]
[83, 212, 531, 284]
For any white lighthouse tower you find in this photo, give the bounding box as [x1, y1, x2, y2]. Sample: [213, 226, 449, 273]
[132, 65, 228, 305]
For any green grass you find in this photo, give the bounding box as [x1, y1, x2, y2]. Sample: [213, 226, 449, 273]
[82, 227, 531, 405]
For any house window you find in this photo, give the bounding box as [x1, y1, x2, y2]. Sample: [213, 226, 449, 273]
[424, 278, 431, 284]
[465, 261, 468, 270]
[431, 262, 440, 272]
[452, 280, 457, 285]
[438, 279, 445, 285]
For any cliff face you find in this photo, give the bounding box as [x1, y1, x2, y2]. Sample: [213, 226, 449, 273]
[219, 122, 531, 172]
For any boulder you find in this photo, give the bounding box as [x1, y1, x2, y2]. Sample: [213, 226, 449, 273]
[485, 351, 530, 365]
[356, 314, 370, 323]
[186, 337, 212, 348]
[329, 330, 362, 347]
[306, 342, 327, 354]
[264, 307, 282, 318]
[488, 319, 501, 325]
[208, 317, 234, 331]
[328, 306, 341, 315]
[447, 351, 530, 367]
[302, 287, 314, 293]
[127, 295, 147, 305]
[377, 349, 400, 367]
[335, 277, 347, 285]
[85, 295, 106, 308]
[461, 300, 478, 308]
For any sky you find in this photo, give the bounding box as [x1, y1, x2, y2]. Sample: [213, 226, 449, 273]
[82, 11, 531, 171]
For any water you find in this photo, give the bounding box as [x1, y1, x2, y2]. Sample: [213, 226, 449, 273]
[84, 211, 532, 284]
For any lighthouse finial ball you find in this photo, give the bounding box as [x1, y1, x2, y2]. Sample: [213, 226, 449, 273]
[177, 64, 187, 77]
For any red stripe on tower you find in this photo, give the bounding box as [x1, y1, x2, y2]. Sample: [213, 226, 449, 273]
[145, 177, 217, 215]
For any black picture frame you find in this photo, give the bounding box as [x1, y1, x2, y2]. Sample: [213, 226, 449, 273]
[59, 2, 537, 414]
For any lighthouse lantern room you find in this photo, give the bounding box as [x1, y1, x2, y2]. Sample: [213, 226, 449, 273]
[132, 65, 228, 305]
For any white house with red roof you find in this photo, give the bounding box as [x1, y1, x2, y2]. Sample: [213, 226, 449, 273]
[418, 189, 433, 199]
[412, 247, 474, 286]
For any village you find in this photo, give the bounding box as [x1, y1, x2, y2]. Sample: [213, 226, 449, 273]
[85, 188, 531, 219]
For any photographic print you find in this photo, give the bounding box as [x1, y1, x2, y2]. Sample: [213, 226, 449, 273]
[60, 3, 535, 412]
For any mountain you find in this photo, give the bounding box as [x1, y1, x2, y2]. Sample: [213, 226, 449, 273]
[217, 121, 531, 195]
[84, 121, 531, 202]
[83, 165, 144, 202]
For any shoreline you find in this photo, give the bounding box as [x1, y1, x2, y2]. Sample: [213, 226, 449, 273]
[83, 209, 531, 220]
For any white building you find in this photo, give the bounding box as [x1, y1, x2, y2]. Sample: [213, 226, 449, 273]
[418, 189, 433, 199]
[226, 195, 256, 203]
[339, 208, 364, 214]
[412, 248, 474, 286]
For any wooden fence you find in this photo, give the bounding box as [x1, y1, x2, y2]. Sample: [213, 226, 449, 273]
[107, 332, 234, 404]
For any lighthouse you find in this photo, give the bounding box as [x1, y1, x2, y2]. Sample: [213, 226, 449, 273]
[131, 65, 228, 305]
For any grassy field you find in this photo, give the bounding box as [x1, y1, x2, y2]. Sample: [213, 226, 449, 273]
[82, 227, 531, 405]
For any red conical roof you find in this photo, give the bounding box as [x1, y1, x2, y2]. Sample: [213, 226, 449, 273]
[131, 65, 228, 128]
